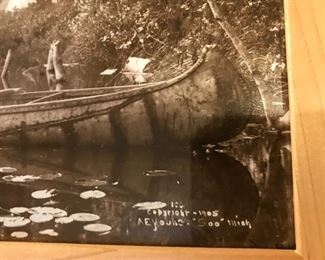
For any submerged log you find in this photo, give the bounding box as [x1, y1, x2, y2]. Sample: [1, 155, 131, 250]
[1, 49, 12, 89]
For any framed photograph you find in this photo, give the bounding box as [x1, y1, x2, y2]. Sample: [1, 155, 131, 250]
[0, 0, 324, 259]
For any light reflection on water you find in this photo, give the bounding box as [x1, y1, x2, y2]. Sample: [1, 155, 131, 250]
[0, 135, 294, 248]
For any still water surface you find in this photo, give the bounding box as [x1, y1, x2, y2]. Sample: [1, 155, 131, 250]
[0, 134, 294, 248]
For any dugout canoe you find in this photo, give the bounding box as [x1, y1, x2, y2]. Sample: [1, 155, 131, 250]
[0, 46, 252, 147]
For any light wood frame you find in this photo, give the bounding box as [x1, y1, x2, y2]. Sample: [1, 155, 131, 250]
[0, 0, 324, 259]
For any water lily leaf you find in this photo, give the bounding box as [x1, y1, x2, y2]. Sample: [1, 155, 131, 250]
[2, 175, 41, 183]
[28, 207, 67, 218]
[83, 223, 112, 233]
[74, 179, 107, 187]
[143, 170, 176, 177]
[70, 213, 100, 222]
[31, 189, 57, 199]
[41, 172, 62, 180]
[43, 200, 59, 206]
[10, 207, 29, 214]
[132, 201, 167, 210]
[11, 231, 28, 238]
[55, 216, 74, 224]
[3, 217, 30, 227]
[0, 216, 16, 222]
[30, 214, 53, 223]
[0, 167, 17, 173]
[39, 229, 58, 237]
[80, 190, 106, 199]
[98, 231, 111, 236]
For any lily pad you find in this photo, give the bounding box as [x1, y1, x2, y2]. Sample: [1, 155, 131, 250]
[132, 201, 167, 210]
[41, 172, 62, 180]
[2, 175, 41, 183]
[10, 207, 29, 215]
[3, 217, 30, 228]
[31, 189, 57, 199]
[0, 167, 17, 173]
[80, 190, 106, 199]
[28, 207, 67, 218]
[98, 231, 111, 236]
[70, 213, 100, 222]
[83, 223, 112, 233]
[43, 200, 59, 206]
[74, 179, 107, 187]
[30, 214, 53, 223]
[55, 216, 74, 224]
[143, 170, 176, 177]
[11, 231, 28, 238]
[0, 216, 16, 223]
[39, 229, 58, 237]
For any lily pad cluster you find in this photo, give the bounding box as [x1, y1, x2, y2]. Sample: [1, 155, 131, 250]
[1, 170, 62, 183]
[0, 166, 115, 240]
[1, 205, 112, 237]
[2, 175, 41, 183]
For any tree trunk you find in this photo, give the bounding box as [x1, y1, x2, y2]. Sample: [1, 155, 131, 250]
[207, 0, 275, 127]
[1, 49, 12, 89]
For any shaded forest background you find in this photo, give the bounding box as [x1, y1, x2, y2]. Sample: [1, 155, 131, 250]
[0, 0, 288, 115]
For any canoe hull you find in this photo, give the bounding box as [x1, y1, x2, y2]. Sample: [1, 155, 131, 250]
[0, 48, 251, 147]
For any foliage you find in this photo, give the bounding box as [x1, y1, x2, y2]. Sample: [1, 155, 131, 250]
[0, 0, 287, 98]
[0, 1, 76, 67]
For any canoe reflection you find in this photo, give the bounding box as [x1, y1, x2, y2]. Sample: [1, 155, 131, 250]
[126, 151, 258, 247]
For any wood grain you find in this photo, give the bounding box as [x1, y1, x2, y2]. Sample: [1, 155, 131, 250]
[287, 0, 325, 259]
[0, 0, 324, 259]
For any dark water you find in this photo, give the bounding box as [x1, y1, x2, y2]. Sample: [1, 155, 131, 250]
[0, 134, 295, 248]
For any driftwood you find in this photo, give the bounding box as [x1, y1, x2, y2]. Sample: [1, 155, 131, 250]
[46, 63, 81, 67]
[1, 49, 12, 89]
[207, 0, 275, 127]
[23, 66, 40, 85]
[46, 41, 66, 90]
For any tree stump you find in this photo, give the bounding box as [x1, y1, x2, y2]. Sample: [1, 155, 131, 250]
[1, 49, 12, 90]
[46, 41, 66, 90]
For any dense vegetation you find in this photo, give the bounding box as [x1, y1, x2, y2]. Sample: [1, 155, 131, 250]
[0, 0, 288, 114]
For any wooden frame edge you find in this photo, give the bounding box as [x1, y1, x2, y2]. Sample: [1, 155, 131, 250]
[0, 242, 304, 260]
[1, 0, 324, 259]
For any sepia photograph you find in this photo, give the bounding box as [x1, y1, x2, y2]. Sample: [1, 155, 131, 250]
[0, 0, 294, 249]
